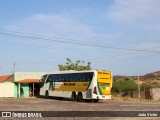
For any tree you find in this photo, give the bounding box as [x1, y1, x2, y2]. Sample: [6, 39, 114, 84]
[112, 77, 137, 93]
[140, 83, 160, 90]
[58, 58, 92, 71]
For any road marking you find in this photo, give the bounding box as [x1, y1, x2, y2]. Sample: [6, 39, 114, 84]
[121, 104, 160, 107]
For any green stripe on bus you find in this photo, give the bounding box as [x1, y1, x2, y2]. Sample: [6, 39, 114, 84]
[97, 79, 102, 95]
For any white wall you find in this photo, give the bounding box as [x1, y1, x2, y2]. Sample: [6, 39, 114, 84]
[0, 82, 14, 97]
[14, 72, 46, 82]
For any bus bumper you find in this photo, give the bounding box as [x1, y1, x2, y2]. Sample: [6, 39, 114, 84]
[93, 95, 111, 100]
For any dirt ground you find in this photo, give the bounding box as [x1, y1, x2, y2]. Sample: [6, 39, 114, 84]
[0, 97, 159, 120]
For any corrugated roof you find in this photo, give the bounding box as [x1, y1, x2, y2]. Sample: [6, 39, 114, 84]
[15, 79, 40, 83]
[0, 75, 12, 82]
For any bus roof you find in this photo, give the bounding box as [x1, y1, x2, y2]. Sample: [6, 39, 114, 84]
[43, 70, 111, 75]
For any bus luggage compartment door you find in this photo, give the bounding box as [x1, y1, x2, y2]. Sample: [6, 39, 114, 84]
[86, 89, 92, 98]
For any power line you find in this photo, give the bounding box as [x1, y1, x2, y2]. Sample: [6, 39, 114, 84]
[0, 30, 100, 45]
[85, 44, 160, 62]
[131, 0, 160, 9]
[0, 33, 93, 53]
[16, 61, 64, 64]
[114, 2, 160, 15]
[0, 39, 68, 51]
[13, 44, 160, 65]
[0, 30, 160, 53]
[4, 44, 160, 67]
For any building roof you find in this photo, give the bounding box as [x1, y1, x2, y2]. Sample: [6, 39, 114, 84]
[15, 79, 40, 83]
[0, 75, 12, 82]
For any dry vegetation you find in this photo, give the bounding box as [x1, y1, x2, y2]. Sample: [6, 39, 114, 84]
[111, 95, 160, 103]
[114, 71, 160, 84]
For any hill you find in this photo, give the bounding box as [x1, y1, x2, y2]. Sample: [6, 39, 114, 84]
[113, 71, 160, 84]
[143, 71, 160, 84]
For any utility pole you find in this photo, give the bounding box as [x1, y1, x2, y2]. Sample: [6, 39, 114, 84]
[138, 74, 141, 99]
[14, 62, 16, 73]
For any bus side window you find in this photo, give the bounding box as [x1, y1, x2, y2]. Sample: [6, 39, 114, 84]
[63, 74, 67, 82]
[84, 73, 88, 81]
[58, 75, 62, 82]
[62, 74, 65, 82]
[77, 73, 80, 82]
[55, 75, 58, 82]
[82, 73, 85, 82]
[66, 74, 70, 82]
[89, 73, 93, 81]
[79, 73, 84, 82]
[54, 75, 57, 82]
[72, 73, 76, 82]
[51, 75, 55, 82]
[77, 73, 80, 81]
[60, 74, 64, 82]
[57, 75, 60, 82]
[70, 73, 75, 82]
[69, 74, 71, 82]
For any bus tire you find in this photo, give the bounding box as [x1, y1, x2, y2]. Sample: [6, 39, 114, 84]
[77, 92, 83, 102]
[93, 99, 99, 103]
[84, 99, 92, 102]
[71, 92, 76, 101]
[45, 91, 49, 99]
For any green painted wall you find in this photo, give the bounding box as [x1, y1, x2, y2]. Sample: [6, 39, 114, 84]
[23, 84, 29, 97]
[15, 83, 29, 98]
[14, 83, 18, 98]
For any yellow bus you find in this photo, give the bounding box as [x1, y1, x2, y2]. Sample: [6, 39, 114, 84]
[39, 70, 112, 102]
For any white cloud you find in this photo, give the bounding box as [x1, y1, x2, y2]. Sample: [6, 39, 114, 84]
[3, 4, 160, 57]
[107, 0, 160, 23]
[5, 14, 94, 40]
[103, 0, 160, 49]
[3, 12, 127, 56]
[3, 13, 100, 56]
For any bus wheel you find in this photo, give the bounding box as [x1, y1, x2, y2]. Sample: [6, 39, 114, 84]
[84, 99, 92, 102]
[71, 92, 76, 101]
[45, 91, 49, 99]
[77, 92, 83, 102]
[93, 99, 99, 103]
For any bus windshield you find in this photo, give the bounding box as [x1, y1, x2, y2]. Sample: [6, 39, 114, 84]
[39, 75, 47, 88]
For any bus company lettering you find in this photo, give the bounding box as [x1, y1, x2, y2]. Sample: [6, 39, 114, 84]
[64, 83, 75, 86]
[98, 72, 108, 74]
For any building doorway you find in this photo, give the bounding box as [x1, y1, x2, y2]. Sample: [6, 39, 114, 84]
[29, 83, 40, 97]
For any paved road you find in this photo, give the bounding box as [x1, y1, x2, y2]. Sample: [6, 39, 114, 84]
[0, 98, 160, 111]
[0, 98, 159, 119]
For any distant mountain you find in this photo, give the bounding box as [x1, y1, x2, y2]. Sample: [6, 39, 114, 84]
[143, 71, 160, 84]
[143, 71, 160, 80]
[113, 71, 160, 84]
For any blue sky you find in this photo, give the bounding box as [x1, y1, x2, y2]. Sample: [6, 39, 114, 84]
[0, 0, 160, 76]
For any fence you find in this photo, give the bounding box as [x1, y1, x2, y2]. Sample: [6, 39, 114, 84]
[150, 87, 160, 101]
[132, 88, 160, 100]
